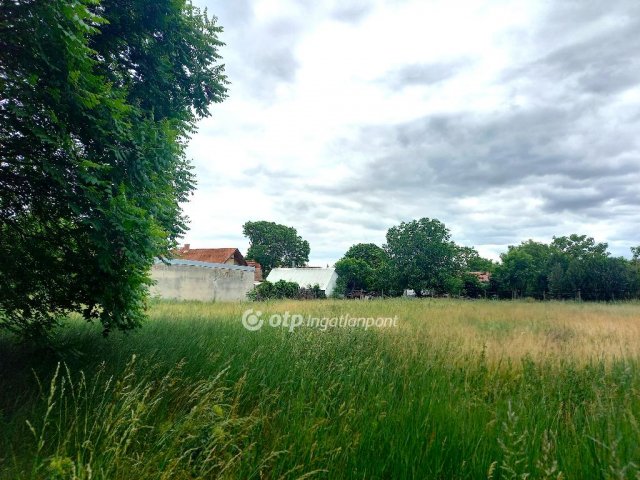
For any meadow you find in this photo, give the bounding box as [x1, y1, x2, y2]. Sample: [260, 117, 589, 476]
[1, 299, 640, 479]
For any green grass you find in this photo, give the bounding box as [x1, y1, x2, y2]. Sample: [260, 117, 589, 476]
[1, 299, 640, 479]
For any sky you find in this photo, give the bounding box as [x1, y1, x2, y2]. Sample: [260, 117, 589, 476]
[183, 0, 640, 266]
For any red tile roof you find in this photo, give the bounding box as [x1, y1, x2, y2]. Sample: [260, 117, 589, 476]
[177, 245, 247, 265]
[469, 271, 491, 283]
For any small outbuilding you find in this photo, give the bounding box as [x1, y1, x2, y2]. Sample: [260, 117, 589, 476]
[266, 268, 338, 297]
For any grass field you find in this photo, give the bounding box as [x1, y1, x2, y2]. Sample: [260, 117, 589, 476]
[1, 299, 640, 479]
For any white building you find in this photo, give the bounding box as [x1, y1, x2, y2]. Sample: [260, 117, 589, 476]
[266, 268, 338, 296]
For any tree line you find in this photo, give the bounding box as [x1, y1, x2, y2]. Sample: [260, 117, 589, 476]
[243, 219, 640, 301]
[335, 220, 640, 300]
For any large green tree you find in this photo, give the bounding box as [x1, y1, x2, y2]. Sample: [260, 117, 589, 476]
[243, 221, 310, 276]
[0, 0, 227, 338]
[384, 218, 462, 296]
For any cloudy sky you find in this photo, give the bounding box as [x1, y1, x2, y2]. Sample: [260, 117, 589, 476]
[184, 0, 640, 265]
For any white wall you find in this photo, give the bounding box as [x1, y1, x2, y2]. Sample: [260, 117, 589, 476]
[325, 271, 338, 296]
[150, 262, 254, 301]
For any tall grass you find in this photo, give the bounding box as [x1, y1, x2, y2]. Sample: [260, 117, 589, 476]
[1, 299, 639, 479]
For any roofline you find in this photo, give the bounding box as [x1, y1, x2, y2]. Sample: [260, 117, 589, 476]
[154, 259, 255, 273]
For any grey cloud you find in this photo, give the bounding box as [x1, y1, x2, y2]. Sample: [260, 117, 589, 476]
[382, 60, 468, 89]
[204, 0, 254, 27]
[540, 188, 614, 213]
[319, 89, 640, 248]
[244, 165, 302, 180]
[199, 4, 305, 100]
[251, 89, 639, 256]
[242, 165, 304, 195]
[330, 1, 373, 23]
[251, 48, 299, 83]
[332, 93, 640, 197]
[234, 18, 303, 96]
[534, 0, 640, 45]
[527, 22, 640, 96]
[505, 1, 640, 100]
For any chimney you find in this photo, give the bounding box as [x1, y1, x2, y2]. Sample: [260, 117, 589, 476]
[254, 263, 263, 282]
[248, 261, 263, 282]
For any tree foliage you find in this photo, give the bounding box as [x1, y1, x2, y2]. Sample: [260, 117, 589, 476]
[334, 243, 394, 296]
[247, 280, 325, 300]
[493, 241, 553, 298]
[458, 246, 495, 273]
[0, 0, 227, 338]
[492, 236, 639, 300]
[384, 218, 462, 296]
[332, 222, 637, 302]
[243, 221, 310, 276]
[343, 243, 389, 269]
[334, 258, 373, 295]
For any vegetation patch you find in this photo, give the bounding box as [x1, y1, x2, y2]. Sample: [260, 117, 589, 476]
[2, 299, 640, 479]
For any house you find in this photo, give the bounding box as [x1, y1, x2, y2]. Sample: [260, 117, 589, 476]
[150, 245, 255, 301]
[266, 267, 338, 296]
[469, 271, 491, 283]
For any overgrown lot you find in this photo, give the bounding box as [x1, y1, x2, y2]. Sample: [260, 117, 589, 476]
[1, 299, 640, 479]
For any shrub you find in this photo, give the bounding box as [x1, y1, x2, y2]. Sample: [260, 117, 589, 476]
[247, 280, 301, 300]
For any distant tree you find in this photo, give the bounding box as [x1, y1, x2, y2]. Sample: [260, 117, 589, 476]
[547, 235, 610, 300]
[0, 0, 227, 338]
[334, 258, 373, 295]
[384, 218, 461, 296]
[554, 254, 636, 301]
[551, 234, 608, 260]
[547, 262, 570, 298]
[457, 246, 496, 272]
[629, 248, 640, 299]
[461, 272, 487, 298]
[243, 221, 310, 276]
[343, 243, 389, 269]
[493, 240, 552, 299]
[337, 243, 396, 295]
[493, 235, 639, 301]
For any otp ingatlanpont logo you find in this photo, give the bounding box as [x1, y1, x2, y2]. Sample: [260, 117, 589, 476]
[241, 309, 264, 331]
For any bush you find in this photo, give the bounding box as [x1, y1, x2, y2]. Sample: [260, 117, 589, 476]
[247, 281, 326, 300]
[247, 280, 300, 300]
[300, 284, 327, 299]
